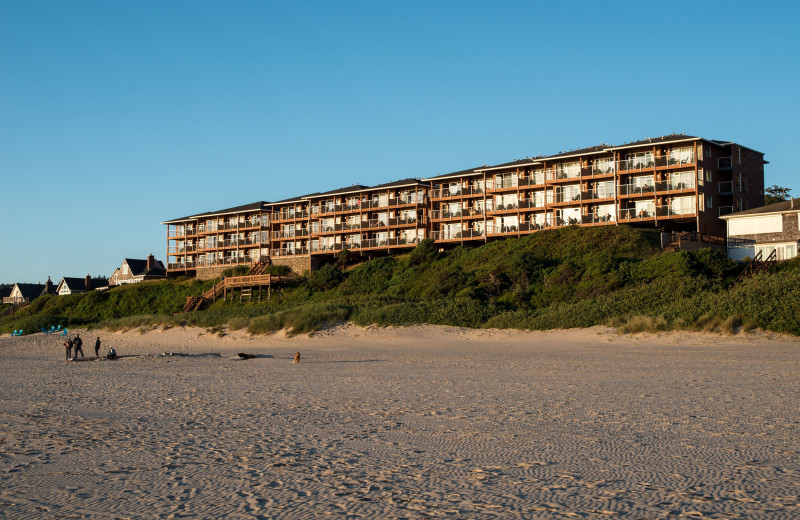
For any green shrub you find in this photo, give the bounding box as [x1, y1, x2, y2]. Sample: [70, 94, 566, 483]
[307, 264, 344, 292]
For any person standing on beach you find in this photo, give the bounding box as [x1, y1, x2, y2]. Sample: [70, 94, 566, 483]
[64, 338, 73, 361]
[94, 337, 101, 357]
[73, 334, 84, 359]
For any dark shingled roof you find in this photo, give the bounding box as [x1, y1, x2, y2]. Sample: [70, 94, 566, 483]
[369, 178, 427, 190]
[423, 166, 482, 181]
[722, 198, 800, 218]
[540, 144, 609, 160]
[59, 277, 109, 291]
[305, 179, 425, 199]
[162, 201, 273, 223]
[0, 287, 12, 298]
[14, 283, 48, 299]
[270, 192, 321, 204]
[305, 185, 369, 198]
[124, 258, 166, 277]
[608, 134, 700, 148]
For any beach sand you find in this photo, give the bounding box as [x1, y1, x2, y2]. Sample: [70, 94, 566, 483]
[1, 325, 799, 519]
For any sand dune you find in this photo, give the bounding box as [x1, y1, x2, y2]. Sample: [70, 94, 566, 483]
[1, 325, 799, 519]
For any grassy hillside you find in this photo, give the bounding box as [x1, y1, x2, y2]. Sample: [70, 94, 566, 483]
[2, 226, 799, 336]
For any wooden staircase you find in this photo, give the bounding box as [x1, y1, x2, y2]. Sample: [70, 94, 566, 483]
[735, 249, 777, 283]
[1, 299, 29, 317]
[182, 273, 284, 313]
[248, 257, 271, 276]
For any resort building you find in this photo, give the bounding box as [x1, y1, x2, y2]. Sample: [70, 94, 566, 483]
[162, 134, 766, 278]
[162, 202, 271, 279]
[425, 135, 765, 245]
[722, 198, 800, 261]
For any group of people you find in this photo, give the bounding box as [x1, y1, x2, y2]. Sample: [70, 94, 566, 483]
[64, 333, 116, 361]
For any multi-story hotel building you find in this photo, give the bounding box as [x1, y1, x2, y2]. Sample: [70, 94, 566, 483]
[163, 134, 765, 278]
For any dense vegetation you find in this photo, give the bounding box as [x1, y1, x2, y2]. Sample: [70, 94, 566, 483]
[2, 226, 799, 336]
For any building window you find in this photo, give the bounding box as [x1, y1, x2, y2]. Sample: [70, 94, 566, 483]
[706, 196, 713, 209]
[698, 193, 704, 210]
[122, 264, 128, 275]
[705, 169, 712, 182]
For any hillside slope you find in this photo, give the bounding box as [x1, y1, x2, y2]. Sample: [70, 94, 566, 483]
[2, 227, 799, 335]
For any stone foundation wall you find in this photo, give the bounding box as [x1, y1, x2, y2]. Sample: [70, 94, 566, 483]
[272, 256, 311, 275]
[195, 266, 228, 281]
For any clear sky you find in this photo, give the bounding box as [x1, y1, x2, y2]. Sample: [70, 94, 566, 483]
[2, 1, 798, 283]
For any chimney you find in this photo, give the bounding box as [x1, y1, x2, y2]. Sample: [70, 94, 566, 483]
[85, 274, 92, 292]
[45, 276, 53, 295]
[147, 254, 155, 270]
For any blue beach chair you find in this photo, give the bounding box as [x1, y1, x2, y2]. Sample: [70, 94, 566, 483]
[60, 328, 68, 336]
[41, 327, 48, 334]
[10, 330, 17, 336]
[49, 325, 56, 333]
[55, 325, 62, 332]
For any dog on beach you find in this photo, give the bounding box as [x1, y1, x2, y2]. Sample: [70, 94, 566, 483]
[294, 352, 301, 364]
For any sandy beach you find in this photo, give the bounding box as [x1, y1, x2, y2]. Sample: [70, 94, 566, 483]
[1, 325, 799, 519]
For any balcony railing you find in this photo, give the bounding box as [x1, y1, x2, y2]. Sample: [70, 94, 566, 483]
[490, 202, 520, 212]
[553, 191, 582, 204]
[619, 207, 655, 220]
[271, 211, 309, 221]
[553, 167, 581, 180]
[388, 216, 419, 226]
[581, 189, 615, 200]
[430, 187, 482, 199]
[518, 174, 546, 186]
[167, 228, 198, 238]
[167, 261, 196, 270]
[654, 154, 694, 168]
[719, 206, 734, 216]
[271, 248, 309, 257]
[518, 198, 546, 209]
[430, 229, 486, 241]
[589, 163, 616, 175]
[197, 256, 253, 267]
[389, 196, 426, 206]
[271, 229, 309, 239]
[430, 209, 463, 220]
[655, 204, 696, 218]
[718, 156, 733, 169]
[493, 178, 519, 189]
[617, 158, 655, 171]
[617, 183, 656, 196]
[168, 245, 198, 254]
[718, 181, 734, 195]
[582, 213, 616, 224]
[655, 180, 696, 192]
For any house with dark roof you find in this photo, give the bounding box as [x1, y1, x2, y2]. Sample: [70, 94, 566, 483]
[721, 198, 800, 261]
[109, 255, 167, 286]
[0, 286, 14, 303]
[56, 275, 109, 295]
[4, 278, 56, 304]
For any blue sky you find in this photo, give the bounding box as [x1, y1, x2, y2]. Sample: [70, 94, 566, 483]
[1, 1, 798, 283]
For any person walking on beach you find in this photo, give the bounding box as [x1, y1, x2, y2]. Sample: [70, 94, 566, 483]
[294, 352, 301, 364]
[94, 337, 101, 357]
[64, 338, 73, 361]
[73, 334, 84, 359]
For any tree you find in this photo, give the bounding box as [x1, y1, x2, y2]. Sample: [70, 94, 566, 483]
[765, 185, 792, 206]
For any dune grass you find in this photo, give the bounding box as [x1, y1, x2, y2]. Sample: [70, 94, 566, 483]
[2, 227, 798, 336]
